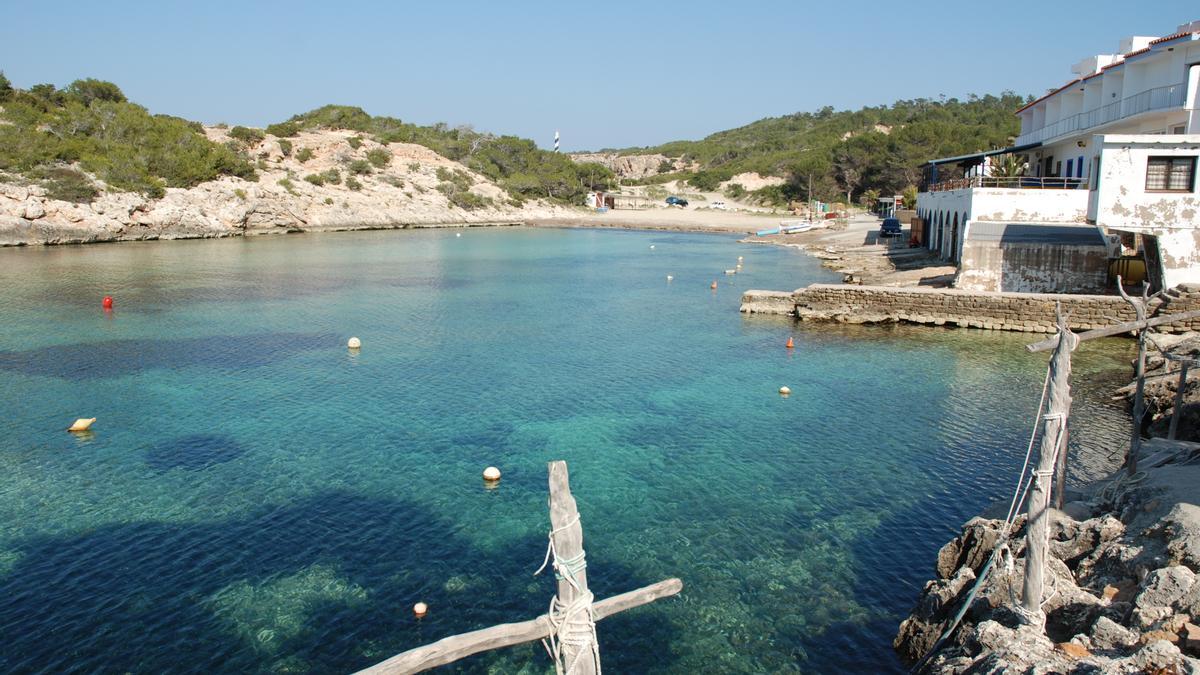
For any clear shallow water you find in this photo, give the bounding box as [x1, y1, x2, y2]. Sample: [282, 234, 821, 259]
[0, 227, 1134, 674]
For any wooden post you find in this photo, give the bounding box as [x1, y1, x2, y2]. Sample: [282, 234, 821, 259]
[1053, 425, 1069, 509]
[1169, 361, 1190, 440]
[1117, 278, 1150, 474]
[547, 460, 598, 675]
[1022, 307, 1076, 626]
[354, 579, 681, 674]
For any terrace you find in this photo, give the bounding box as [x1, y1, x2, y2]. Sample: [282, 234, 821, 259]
[1015, 81, 1187, 146]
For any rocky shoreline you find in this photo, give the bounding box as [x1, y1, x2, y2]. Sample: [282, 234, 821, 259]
[896, 337, 1200, 673]
[0, 128, 570, 247]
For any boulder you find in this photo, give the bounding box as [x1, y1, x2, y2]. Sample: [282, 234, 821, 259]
[1135, 566, 1196, 610]
[1146, 504, 1200, 571]
[1090, 615, 1139, 650]
[894, 566, 976, 664]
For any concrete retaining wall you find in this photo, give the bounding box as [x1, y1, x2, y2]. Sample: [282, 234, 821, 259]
[741, 284, 1200, 333]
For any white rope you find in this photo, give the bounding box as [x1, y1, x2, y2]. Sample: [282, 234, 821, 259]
[534, 514, 601, 675]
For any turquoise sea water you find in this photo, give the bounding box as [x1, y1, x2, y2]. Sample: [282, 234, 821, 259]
[0, 228, 1133, 673]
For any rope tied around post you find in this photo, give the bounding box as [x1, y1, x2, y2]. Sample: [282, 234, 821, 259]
[534, 503, 601, 674]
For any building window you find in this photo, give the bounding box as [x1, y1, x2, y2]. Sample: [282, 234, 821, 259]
[1145, 157, 1197, 192]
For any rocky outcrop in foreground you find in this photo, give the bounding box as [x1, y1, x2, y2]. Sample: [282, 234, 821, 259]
[896, 448, 1200, 674]
[0, 128, 569, 246]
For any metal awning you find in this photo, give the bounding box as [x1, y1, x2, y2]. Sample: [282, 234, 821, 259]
[922, 142, 1042, 167]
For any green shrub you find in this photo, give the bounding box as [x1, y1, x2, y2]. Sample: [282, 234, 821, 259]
[345, 175, 362, 191]
[303, 173, 325, 186]
[278, 139, 293, 157]
[35, 166, 98, 203]
[407, 162, 420, 172]
[0, 71, 12, 101]
[436, 181, 491, 210]
[64, 78, 126, 106]
[234, 188, 247, 200]
[296, 147, 314, 163]
[229, 126, 265, 146]
[322, 168, 341, 184]
[724, 183, 747, 200]
[266, 121, 300, 137]
[323, 197, 333, 204]
[435, 166, 454, 182]
[366, 147, 391, 168]
[346, 159, 371, 175]
[277, 177, 297, 194]
[378, 174, 403, 188]
[347, 136, 363, 150]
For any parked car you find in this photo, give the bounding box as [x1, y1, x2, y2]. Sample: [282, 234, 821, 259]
[879, 217, 903, 237]
[711, 200, 727, 210]
[666, 196, 689, 207]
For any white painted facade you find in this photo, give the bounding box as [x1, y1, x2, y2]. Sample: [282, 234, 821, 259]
[916, 20, 1200, 291]
[1089, 134, 1200, 289]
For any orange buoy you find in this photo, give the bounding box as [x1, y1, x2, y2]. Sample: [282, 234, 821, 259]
[786, 337, 794, 349]
[710, 281, 717, 290]
[102, 296, 114, 310]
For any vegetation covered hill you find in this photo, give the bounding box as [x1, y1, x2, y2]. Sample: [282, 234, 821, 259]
[0, 73, 611, 206]
[0, 73, 256, 201]
[610, 94, 1029, 206]
[265, 104, 612, 205]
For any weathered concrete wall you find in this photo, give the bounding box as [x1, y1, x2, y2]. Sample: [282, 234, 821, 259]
[740, 290, 796, 315]
[956, 241, 1109, 293]
[1092, 134, 1200, 289]
[741, 284, 1200, 333]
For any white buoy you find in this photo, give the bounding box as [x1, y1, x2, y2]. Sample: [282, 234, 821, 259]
[483, 466, 501, 481]
[779, 386, 791, 396]
[666, 275, 674, 282]
[650, 245, 655, 249]
[456, 232, 461, 237]
[67, 417, 96, 432]
[738, 256, 744, 261]
[347, 337, 362, 349]
[413, 602, 428, 618]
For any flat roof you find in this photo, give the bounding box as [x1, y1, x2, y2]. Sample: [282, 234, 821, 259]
[967, 221, 1107, 246]
[922, 142, 1042, 167]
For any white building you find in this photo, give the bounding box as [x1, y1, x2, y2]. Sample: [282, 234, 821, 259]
[917, 21, 1200, 293]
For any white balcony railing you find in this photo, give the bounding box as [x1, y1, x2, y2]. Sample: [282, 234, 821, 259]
[924, 176, 1088, 192]
[1016, 82, 1187, 145]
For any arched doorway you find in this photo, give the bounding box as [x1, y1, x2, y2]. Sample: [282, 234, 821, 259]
[950, 213, 960, 262]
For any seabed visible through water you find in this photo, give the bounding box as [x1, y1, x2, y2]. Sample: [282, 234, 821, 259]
[0, 227, 1134, 673]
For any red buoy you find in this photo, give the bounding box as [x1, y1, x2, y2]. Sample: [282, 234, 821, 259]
[102, 296, 114, 310]
[786, 337, 794, 349]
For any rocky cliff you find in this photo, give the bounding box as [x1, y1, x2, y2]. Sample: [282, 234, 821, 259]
[0, 128, 570, 246]
[896, 442, 1200, 673]
[568, 152, 688, 180]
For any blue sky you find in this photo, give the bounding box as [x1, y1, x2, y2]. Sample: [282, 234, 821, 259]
[1, 1, 1196, 151]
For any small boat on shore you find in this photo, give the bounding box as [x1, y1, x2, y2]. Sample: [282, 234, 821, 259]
[756, 220, 816, 236]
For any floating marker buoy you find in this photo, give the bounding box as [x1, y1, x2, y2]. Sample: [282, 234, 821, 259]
[738, 256, 744, 261]
[413, 602, 428, 618]
[67, 418, 96, 432]
[483, 466, 501, 482]
[650, 245, 655, 249]
[724, 269, 736, 275]
[456, 233, 461, 237]
[710, 281, 717, 290]
[102, 296, 114, 310]
[786, 337, 794, 349]
[666, 275, 673, 282]
[779, 386, 791, 396]
[347, 337, 362, 349]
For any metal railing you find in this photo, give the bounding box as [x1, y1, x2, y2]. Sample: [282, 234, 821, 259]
[1016, 82, 1188, 145]
[924, 176, 1089, 192]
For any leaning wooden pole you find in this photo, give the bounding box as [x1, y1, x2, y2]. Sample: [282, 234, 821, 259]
[547, 460, 599, 675]
[1116, 278, 1150, 474]
[1022, 307, 1077, 626]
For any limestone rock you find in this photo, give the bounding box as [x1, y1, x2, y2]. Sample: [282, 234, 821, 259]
[1146, 504, 1200, 571]
[1090, 615, 1139, 650]
[936, 517, 1015, 580]
[894, 566, 976, 664]
[21, 199, 44, 220]
[1135, 566, 1196, 610]
[1054, 641, 1091, 659]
